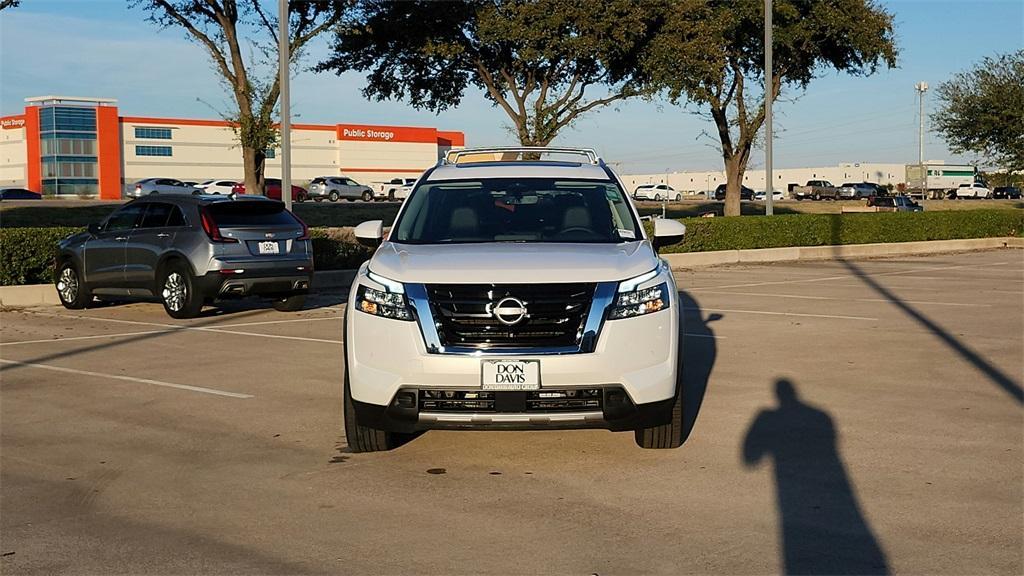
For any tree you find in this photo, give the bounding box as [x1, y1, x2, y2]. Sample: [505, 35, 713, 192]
[0, 1, 21, 11]
[644, 0, 897, 216]
[131, 0, 345, 194]
[933, 51, 1024, 174]
[316, 0, 668, 147]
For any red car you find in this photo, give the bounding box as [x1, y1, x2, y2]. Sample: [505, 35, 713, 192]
[231, 178, 309, 202]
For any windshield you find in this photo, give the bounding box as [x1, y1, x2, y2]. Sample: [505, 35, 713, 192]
[391, 178, 641, 244]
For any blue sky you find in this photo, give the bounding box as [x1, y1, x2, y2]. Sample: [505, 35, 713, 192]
[1, 0, 1021, 173]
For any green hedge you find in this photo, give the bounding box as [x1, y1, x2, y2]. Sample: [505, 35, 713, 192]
[2, 210, 1021, 286]
[0, 227, 80, 285]
[658, 209, 1024, 253]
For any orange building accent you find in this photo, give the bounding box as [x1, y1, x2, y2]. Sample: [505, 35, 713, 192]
[437, 131, 465, 147]
[23, 106, 41, 193]
[96, 106, 122, 200]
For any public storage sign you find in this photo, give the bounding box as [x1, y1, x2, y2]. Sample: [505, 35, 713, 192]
[336, 124, 438, 144]
[1, 116, 26, 129]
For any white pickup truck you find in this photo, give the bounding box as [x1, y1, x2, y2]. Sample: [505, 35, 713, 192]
[371, 178, 417, 202]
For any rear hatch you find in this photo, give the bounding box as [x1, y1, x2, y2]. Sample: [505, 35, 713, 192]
[204, 201, 307, 258]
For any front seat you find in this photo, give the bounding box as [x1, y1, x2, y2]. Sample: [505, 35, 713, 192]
[561, 205, 592, 231]
[448, 206, 480, 240]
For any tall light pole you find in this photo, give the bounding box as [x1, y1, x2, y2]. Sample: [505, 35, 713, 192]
[764, 0, 774, 215]
[915, 81, 928, 199]
[278, 0, 292, 211]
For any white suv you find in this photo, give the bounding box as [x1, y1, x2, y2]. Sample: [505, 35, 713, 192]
[345, 147, 687, 451]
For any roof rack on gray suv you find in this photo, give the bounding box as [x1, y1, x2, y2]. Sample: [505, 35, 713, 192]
[443, 146, 601, 165]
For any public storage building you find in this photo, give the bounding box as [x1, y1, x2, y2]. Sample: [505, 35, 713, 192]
[0, 96, 465, 199]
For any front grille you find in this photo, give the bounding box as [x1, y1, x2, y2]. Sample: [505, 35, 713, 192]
[419, 389, 603, 412]
[426, 283, 595, 348]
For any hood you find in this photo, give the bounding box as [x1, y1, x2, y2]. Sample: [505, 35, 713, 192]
[368, 241, 658, 284]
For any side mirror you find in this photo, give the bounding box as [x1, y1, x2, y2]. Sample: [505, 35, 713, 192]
[354, 220, 384, 248]
[87, 222, 103, 235]
[652, 218, 686, 251]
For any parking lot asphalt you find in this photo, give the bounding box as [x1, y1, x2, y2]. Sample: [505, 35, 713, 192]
[1, 250, 1021, 574]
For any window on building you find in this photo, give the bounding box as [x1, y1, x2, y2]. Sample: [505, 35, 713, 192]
[264, 148, 276, 159]
[136, 145, 173, 157]
[134, 127, 173, 139]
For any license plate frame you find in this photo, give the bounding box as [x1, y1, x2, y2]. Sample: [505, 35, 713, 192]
[480, 359, 541, 391]
[257, 241, 280, 255]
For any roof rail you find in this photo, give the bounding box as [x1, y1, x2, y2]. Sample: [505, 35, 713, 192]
[443, 146, 601, 165]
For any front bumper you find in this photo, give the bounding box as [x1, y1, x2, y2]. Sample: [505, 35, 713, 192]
[346, 281, 680, 431]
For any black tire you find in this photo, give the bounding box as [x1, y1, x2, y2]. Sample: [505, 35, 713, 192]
[55, 260, 91, 309]
[813, 193, 821, 201]
[674, 193, 682, 201]
[635, 387, 684, 449]
[295, 195, 305, 203]
[654, 194, 662, 201]
[272, 293, 306, 312]
[362, 190, 373, 202]
[343, 311, 399, 452]
[388, 190, 396, 202]
[328, 191, 340, 202]
[158, 261, 203, 319]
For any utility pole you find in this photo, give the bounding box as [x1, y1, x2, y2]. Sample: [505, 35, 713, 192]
[915, 81, 928, 199]
[764, 0, 773, 215]
[279, 0, 292, 211]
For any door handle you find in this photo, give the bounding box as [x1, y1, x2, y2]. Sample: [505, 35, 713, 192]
[114, 236, 129, 241]
[157, 233, 171, 238]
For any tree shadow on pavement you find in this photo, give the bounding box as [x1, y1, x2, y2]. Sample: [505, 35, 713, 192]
[743, 378, 889, 575]
[827, 216, 1023, 405]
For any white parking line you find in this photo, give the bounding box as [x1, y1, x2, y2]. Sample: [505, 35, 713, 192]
[214, 316, 341, 328]
[0, 359, 253, 399]
[689, 261, 1010, 292]
[709, 291, 991, 308]
[684, 306, 877, 321]
[0, 329, 170, 346]
[19, 311, 344, 345]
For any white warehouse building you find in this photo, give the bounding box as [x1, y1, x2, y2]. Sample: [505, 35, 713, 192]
[622, 162, 908, 195]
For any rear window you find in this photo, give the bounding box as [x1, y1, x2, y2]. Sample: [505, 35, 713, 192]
[207, 201, 298, 226]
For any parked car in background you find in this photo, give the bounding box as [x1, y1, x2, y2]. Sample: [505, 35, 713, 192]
[838, 182, 881, 200]
[0, 188, 42, 200]
[867, 195, 923, 212]
[196, 179, 239, 195]
[231, 178, 309, 202]
[992, 186, 1021, 199]
[54, 195, 313, 318]
[127, 178, 201, 197]
[634, 184, 681, 201]
[308, 176, 374, 202]
[792, 180, 839, 200]
[713, 183, 754, 201]
[753, 190, 784, 201]
[372, 178, 418, 201]
[954, 182, 992, 199]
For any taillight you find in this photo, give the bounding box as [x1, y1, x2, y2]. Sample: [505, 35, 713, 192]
[199, 207, 238, 243]
[294, 214, 310, 240]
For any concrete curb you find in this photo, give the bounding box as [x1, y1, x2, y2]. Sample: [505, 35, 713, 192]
[1, 237, 1019, 307]
[662, 237, 1022, 269]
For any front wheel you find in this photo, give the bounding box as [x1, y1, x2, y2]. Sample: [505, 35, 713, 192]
[362, 191, 373, 202]
[635, 390, 684, 449]
[55, 261, 91, 309]
[159, 262, 203, 319]
[344, 360, 400, 453]
[272, 293, 306, 312]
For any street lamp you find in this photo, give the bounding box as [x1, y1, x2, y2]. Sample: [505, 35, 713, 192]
[279, 0, 292, 210]
[764, 0, 773, 216]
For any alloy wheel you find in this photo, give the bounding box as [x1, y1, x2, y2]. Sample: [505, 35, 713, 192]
[162, 272, 187, 312]
[57, 266, 78, 303]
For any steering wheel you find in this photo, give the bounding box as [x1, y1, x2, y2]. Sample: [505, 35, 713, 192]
[559, 226, 595, 235]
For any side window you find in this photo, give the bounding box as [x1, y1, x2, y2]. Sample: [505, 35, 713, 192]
[105, 204, 146, 232]
[166, 206, 186, 227]
[345, 179, 358, 186]
[139, 203, 173, 228]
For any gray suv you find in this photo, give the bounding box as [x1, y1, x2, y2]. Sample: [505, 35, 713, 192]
[55, 195, 313, 318]
[308, 176, 373, 202]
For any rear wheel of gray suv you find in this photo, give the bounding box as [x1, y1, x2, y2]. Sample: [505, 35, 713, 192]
[56, 261, 91, 310]
[159, 262, 203, 319]
[272, 293, 306, 312]
[328, 191, 340, 202]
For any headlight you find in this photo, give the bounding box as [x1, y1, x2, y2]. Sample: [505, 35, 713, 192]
[606, 270, 671, 317]
[356, 271, 414, 321]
